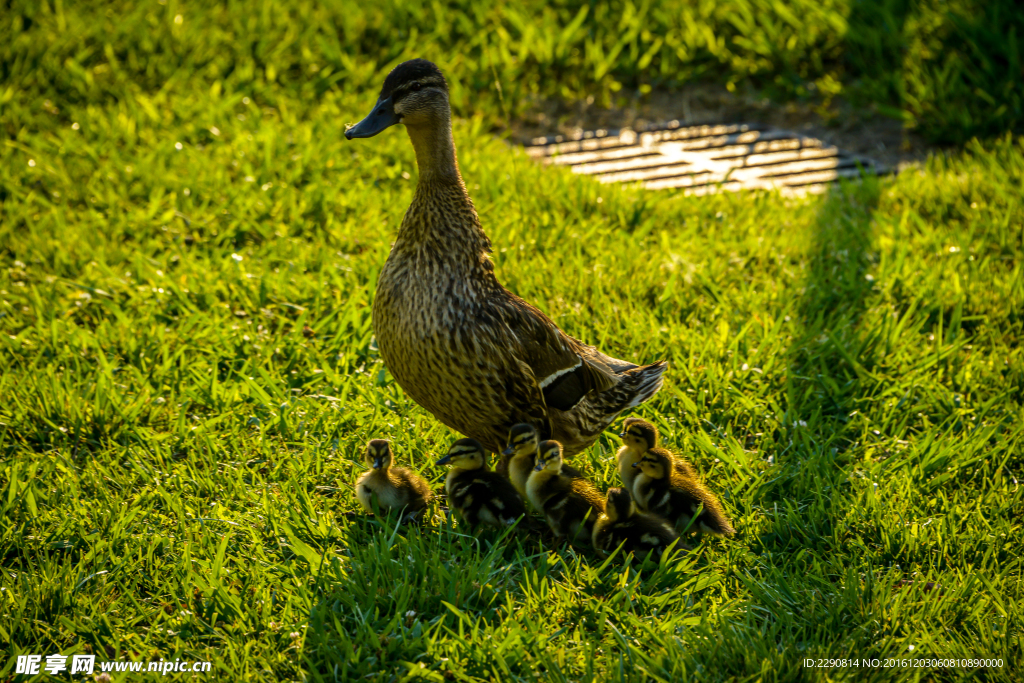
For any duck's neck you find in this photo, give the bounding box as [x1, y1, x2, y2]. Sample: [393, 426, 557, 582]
[401, 115, 492, 258]
[407, 116, 462, 186]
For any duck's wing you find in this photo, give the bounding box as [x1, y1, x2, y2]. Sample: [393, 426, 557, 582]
[500, 295, 618, 412]
[574, 341, 639, 374]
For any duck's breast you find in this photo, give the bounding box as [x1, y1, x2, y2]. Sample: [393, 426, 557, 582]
[372, 249, 540, 446]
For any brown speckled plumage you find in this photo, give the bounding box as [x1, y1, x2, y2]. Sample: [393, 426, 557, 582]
[349, 59, 667, 456]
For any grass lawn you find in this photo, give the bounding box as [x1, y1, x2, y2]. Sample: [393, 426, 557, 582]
[2, 1, 1023, 682]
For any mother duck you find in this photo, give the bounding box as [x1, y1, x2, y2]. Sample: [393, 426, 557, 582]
[345, 58, 666, 457]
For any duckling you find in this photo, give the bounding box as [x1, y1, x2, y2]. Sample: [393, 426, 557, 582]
[592, 487, 682, 560]
[501, 423, 583, 500]
[633, 449, 735, 536]
[616, 417, 696, 493]
[526, 440, 605, 544]
[435, 438, 526, 530]
[345, 58, 667, 457]
[355, 439, 432, 519]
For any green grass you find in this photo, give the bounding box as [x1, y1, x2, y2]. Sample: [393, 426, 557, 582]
[2, 2, 1024, 681]
[1, 0, 1021, 146]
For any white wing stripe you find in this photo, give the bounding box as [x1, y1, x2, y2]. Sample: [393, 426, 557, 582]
[538, 358, 582, 389]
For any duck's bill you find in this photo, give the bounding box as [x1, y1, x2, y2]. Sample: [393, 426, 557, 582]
[435, 454, 453, 466]
[533, 463, 544, 471]
[501, 446, 514, 456]
[373, 457, 384, 469]
[618, 432, 627, 438]
[631, 461, 641, 468]
[344, 96, 399, 139]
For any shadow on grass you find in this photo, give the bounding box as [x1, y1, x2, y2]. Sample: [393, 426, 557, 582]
[756, 0, 901, 553]
[792, 178, 881, 426]
[298, 505, 706, 681]
[755, 177, 883, 554]
[705, 178, 890, 675]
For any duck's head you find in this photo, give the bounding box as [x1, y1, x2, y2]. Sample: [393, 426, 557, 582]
[435, 438, 486, 470]
[604, 487, 635, 521]
[534, 440, 564, 473]
[503, 423, 539, 457]
[635, 449, 671, 479]
[619, 417, 658, 452]
[345, 58, 449, 140]
[365, 439, 393, 470]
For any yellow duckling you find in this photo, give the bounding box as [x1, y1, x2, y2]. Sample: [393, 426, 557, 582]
[526, 440, 605, 544]
[502, 423, 583, 500]
[633, 449, 734, 536]
[435, 438, 526, 529]
[592, 487, 682, 560]
[355, 439, 432, 519]
[617, 417, 696, 493]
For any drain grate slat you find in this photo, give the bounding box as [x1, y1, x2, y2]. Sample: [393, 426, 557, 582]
[548, 148, 661, 166]
[651, 129, 808, 152]
[707, 140, 817, 161]
[579, 159, 692, 178]
[524, 121, 888, 195]
[597, 164, 697, 184]
[644, 173, 740, 191]
[730, 146, 839, 167]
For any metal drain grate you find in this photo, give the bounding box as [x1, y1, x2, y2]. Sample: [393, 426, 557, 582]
[524, 122, 889, 195]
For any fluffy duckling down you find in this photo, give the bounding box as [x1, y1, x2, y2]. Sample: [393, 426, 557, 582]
[526, 440, 605, 544]
[355, 439, 432, 519]
[502, 423, 583, 501]
[592, 487, 682, 560]
[616, 417, 696, 493]
[633, 448, 734, 536]
[435, 438, 526, 530]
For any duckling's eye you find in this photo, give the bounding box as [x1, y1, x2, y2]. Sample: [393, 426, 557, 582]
[410, 82, 422, 92]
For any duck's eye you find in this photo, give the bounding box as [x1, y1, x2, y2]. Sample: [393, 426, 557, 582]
[410, 82, 422, 92]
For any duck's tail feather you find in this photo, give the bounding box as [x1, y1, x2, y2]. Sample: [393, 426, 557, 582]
[586, 360, 668, 417]
[619, 360, 668, 409]
[549, 360, 667, 457]
[587, 348, 640, 374]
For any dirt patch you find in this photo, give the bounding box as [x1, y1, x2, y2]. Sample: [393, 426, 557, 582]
[510, 84, 940, 172]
